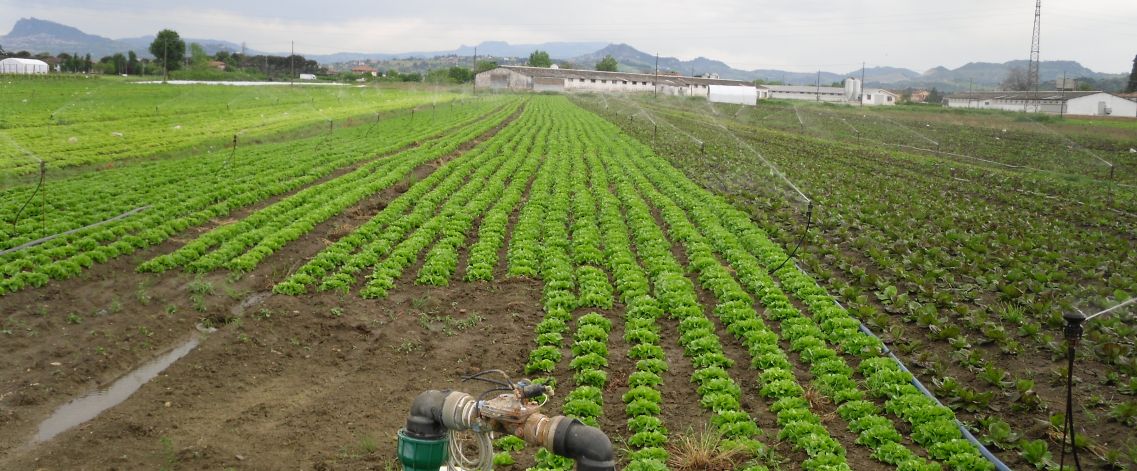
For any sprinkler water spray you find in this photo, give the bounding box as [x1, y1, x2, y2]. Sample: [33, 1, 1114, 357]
[398, 369, 614, 471]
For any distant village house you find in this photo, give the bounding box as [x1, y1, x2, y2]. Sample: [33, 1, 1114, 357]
[351, 65, 378, 76]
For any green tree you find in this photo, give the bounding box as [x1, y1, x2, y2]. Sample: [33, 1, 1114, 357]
[475, 60, 498, 74]
[927, 87, 943, 104]
[528, 50, 551, 68]
[1127, 54, 1137, 93]
[189, 42, 210, 68]
[149, 29, 186, 73]
[127, 51, 139, 74]
[596, 54, 618, 72]
[448, 66, 472, 83]
[112, 53, 127, 74]
[0, 44, 6, 57]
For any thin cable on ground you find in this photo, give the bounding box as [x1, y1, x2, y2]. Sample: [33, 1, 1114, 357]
[0, 205, 151, 256]
[771, 201, 813, 274]
[11, 165, 44, 232]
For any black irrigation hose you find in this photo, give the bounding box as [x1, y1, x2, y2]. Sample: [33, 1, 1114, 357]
[11, 164, 45, 232]
[770, 200, 813, 274]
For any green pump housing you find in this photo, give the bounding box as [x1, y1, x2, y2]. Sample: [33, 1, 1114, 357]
[397, 428, 448, 471]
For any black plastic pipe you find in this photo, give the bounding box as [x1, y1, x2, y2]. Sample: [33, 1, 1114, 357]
[404, 389, 451, 440]
[551, 418, 616, 471]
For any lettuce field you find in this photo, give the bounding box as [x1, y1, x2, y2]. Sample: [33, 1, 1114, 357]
[1, 77, 1135, 470]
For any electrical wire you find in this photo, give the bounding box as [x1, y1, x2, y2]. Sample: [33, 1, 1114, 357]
[462, 369, 516, 389]
[447, 429, 493, 471]
[449, 369, 514, 471]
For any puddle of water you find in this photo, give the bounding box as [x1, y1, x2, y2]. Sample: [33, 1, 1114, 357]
[230, 291, 270, 316]
[29, 336, 201, 445]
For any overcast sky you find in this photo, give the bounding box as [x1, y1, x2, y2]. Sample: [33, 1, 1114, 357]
[2, 0, 1135, 73]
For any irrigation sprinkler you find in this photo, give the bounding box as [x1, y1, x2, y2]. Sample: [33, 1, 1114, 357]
[397, 370, 614, 471]
[1060, 297, 1137, 471]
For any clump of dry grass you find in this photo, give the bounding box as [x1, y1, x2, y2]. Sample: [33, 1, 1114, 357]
[667, 425, 754, 471]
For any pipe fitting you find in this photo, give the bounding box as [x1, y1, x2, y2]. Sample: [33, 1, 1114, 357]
[551, 418, 616, 471]
[405, 390, 448, 440]
[519, 413, 563, 450]
[441, 392, 477, 431]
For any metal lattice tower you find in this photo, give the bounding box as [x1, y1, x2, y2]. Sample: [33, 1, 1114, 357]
[1027, 0, 1042, 109]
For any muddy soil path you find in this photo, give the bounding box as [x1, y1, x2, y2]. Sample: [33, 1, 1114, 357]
[1, 273, 544, 470]
[0, 103, 537, 469]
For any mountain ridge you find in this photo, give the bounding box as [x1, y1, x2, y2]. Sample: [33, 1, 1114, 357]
[1, 18, 1125, 91]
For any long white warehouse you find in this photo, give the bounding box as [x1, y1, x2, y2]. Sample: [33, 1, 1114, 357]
[475, 66, 759, 105]
[945, 91, 1137, 117]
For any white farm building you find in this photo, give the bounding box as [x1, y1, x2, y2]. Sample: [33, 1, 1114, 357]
[475, 66, 759, 105]
[945, 91, 1137, 118]
[758, 78, 896, 106]
[0, 58, 49, 74]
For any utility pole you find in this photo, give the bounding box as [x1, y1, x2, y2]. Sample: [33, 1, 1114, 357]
[815, 70, 821, 102]
[969, 78, 974, 109]
[472, 46, 477, 94]
[1026, 0, 1042, 112]
[163, 40, 168, 82]
[654, 52, 659, 98]
[1060, 70, 1067, 118]
[290, 40, 294, 86]
[860, 62, 866, 107]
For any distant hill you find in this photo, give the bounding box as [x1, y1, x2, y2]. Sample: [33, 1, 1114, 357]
[0, 17, 123, 57]
[0, 17, 254, 58]
[306, 41, 609, 63]
[571, 44, 761, 81]
[1, 18, 1124, 91]
[572, 43, 1124, 91]
[915, 60, 1109, 87]
[0, 19, 601, 63]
